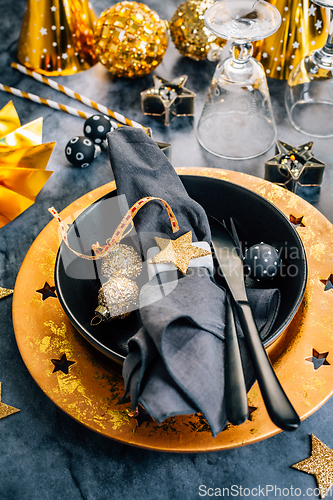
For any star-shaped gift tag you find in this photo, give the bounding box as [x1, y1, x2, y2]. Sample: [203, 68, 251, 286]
[0, 383, 20, 420]
[36, 282, 57, 300]
[292, 434, 333, 498]
[141, 75, 195, 126]
[265, 141, 325, 194]
[51, 353, 76, 374]
[320, 274, 333, 291]
[149, 231, 210, 275]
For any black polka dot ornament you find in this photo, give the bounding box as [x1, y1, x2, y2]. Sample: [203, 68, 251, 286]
[244, 242, 281, 281]
[65, 136, 96, 168]
[83, 114, 112, 145]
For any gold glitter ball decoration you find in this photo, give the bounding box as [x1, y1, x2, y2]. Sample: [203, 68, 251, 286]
[150, 231, 210, 275]
[94, 244, 142, 321]
[98, 277, 139, 319]
[292, 434, 333, 499]
[170, 0, 225, 61]
[93, 1, 169, 78]
[101, 244, 142, 279]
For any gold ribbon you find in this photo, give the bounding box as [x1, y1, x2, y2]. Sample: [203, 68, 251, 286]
[49, 196, 179, 260]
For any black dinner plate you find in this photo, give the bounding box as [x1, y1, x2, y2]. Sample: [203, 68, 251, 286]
[54, 175, 307, 365]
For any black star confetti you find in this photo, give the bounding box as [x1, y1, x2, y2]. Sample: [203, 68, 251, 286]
[51, 354, 76, 374]
[36, 282, 57, 300]
[305, 349, 330, 370]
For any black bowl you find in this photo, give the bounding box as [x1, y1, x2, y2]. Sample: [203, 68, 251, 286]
[55, 175, 307, 365]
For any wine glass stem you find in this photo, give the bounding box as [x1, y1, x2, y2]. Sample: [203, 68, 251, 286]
[323, 8, 333, 54]
[231, 41, 253, 66]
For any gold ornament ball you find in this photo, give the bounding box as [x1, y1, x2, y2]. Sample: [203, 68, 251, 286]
[98, 277, 139, 319]
[93, 1, 169, 78]
[170, 0, 225, 61]
[101, 244, 142, 279]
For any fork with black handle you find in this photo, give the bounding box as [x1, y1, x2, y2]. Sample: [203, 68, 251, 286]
[209, 215, 300, 432]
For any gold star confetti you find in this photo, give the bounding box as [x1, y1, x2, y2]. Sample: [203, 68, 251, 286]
[150, 231, 210, 275]
[292, 434, 333, 498]
[0, 287, 14, 300]
[0, 383, 20, 420]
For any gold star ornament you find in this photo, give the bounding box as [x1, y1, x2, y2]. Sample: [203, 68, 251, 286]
[292, 434, 333, 498]
[0, 383, 20, 420]
[149, 231, 210, 275]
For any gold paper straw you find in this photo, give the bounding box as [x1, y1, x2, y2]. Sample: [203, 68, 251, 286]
[11, 62, 146, 131]
[0, 83, 121, 130]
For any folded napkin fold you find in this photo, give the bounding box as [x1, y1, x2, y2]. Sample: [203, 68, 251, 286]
[107, 127, 280, 436]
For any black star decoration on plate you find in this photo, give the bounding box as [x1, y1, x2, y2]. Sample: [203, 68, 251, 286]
[305, 349, 330, 370]
[128, 405, 154, 427]
[320, 274, 333, 291]
[140, 75, 195, 126]
[51, 353, 76, 374]
[36, 282, 57, 300]
[247, 406, 257, 421]
[289, 214, 305, 228]
[265, 141, 325, 194]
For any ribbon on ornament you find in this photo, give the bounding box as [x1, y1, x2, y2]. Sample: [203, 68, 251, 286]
[49, 196, 179, 260]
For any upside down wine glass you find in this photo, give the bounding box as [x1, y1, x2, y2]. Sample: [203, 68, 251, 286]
[196, 0, 281, 160]
[285, 0, 333, 137]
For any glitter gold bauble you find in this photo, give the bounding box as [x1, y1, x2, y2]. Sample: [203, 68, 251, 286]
[101, 244, 142, 279]
[98, 277, 139, 320]
[170, 0, 225, 62]
[93, 1, 169, 78]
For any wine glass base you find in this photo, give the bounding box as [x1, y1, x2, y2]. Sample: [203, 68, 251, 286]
[287, 101, 333, 138]
[196, 112, 276, 160]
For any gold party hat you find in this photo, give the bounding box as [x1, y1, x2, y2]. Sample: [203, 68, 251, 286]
[17, 0, 97, 76]
[254, 0, 329, 80]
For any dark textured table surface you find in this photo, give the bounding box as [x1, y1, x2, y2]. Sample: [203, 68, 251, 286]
[1, 0, 333, 499]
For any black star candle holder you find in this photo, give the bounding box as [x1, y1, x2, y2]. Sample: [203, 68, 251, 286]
[265, 141, 325, 202]
[141, 75, 195, 126]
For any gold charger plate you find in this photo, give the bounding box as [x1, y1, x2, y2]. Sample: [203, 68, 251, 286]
[12, 168, 333, 452]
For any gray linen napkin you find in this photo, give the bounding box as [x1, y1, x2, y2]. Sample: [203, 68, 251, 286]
[107, 127, 280, 436]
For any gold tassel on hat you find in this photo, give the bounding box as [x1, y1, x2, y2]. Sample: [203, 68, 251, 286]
[16, 0, 97, 76]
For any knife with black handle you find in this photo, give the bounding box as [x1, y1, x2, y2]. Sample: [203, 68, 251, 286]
[209, 215, 300, 431]
[224, 292, 249, 425]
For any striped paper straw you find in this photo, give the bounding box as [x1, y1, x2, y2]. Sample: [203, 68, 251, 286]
[0, 83, 121, 130]
[11, 62, 146, 130]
